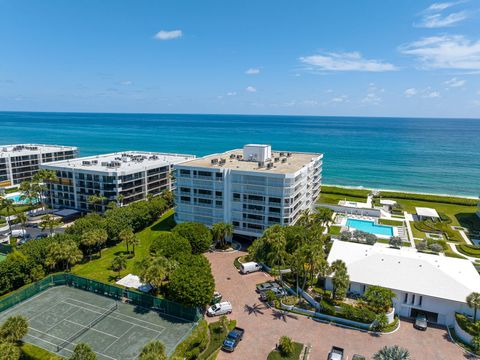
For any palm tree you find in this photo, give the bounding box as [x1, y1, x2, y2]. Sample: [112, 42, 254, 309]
[32, 169, 58, 209]
[472, 335, 480, 353]
[19, 180, 39, 206]
[331, 260, 349, 300]
[117, 194, 125, 207]
[39, 214, 64, 235]
[16, 212, 28, 235]
[139, 340, 167, 360]
[0, 315, 29, 342]
[0, 198, 16, 234]
[467, 292, 480, 322]
[111, 255, 127, 279]
[87, 195, 107, 213]
[45, 240, 83, 271]
[0, 341, 20, 360]
[373, 345, 410, 360]
[212, 222, 234, 249]
[119, 228, 137, 254]
[70, 343, 97, 360]
[81, 229, 108, 258]
[140, 257, 177, 293]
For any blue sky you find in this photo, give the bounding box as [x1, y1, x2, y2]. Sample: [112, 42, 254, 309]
[0, 0, 479, 118]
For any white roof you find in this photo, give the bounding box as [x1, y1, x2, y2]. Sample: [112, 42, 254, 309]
[0, 144, 77, 157]
[416, 207, 439, 218]
[380, 199, 397, 205]
[116, 274, 152, 292]
[327, 240, 480, 303]
[42, 151, 195, 173]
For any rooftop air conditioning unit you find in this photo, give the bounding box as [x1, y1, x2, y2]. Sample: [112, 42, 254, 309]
[219, 158, 226, 165]
[266, 162, 273, 169]
[281, 158, 287, 163]
[211, 158, 219, 165]
[287, 152, 292, 157]
[274, 157, 280, 162]
[230, 154, 236, 159]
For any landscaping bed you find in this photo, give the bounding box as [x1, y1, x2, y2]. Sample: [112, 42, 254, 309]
[378, 219, 404, 226]
[20, 343, 60, 360]
[455, 313, 479, 337]
[456, 244, 480, 258]
[267, 342, 304, 360]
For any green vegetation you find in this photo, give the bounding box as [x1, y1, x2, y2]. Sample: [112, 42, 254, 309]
[72, 210, 174, 283]
[378, 219, 404, 226]
[172, 222, 213, 254]
[373, 345, 410, 360]
[20, 343, 60, 360]
[329, 225, 341, 236]
[457, 245, 480, 258]
[455, 313, 480, 336]
[321, 185, 370, 198]
[139, 340, 167, 360]
[267, 341, 303, 360]
[378, 190, 477, 206]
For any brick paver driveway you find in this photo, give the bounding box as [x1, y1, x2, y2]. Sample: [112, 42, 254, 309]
[205, 250, 470, 360]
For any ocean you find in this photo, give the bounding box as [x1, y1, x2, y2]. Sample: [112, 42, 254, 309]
[0, 111, 479, 197]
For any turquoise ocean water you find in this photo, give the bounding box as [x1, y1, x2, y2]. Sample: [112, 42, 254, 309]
[0, 111, 479, 197]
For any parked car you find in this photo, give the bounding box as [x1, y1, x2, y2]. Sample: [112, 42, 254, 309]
[414, 313, 428, 331]
[210, 291, 222, 305]
[328, 346, 344, 360]
[240, 262, 262, 274]
[260, 287, 287, 300]
[207, 301, 232, 317]
[256, 281, 280, 293]
[222, 327, 244, 352]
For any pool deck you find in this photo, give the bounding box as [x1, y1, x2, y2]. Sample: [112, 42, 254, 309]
[336, 215, 398, 239]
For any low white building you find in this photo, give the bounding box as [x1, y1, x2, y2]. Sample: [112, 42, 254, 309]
[326, 240, 480, 325]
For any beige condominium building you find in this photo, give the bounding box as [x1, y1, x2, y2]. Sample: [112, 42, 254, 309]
[174, 144, 323, 237]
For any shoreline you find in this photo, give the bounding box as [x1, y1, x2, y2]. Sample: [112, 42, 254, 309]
[323, 183, 479, 201]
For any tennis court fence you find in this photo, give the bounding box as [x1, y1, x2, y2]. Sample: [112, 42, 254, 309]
[0, 273, 201, 322]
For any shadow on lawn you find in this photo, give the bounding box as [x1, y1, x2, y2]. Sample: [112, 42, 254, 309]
[151, 213, 176, 232]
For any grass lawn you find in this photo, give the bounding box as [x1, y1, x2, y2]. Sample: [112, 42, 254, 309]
[267, 342, 304, 360]
[329, 225, 342, 236]
[72, 209, 175, 283]
[456, 244, 480, 258]
[378, 219, 404, 226]
[20, 343, 60, 360]
[0, 204, 31, 216]
[318, 192, 367, 205]
[409, 221, 427, 239]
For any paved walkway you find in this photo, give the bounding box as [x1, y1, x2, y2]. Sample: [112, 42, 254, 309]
[206, 250, 470, 360]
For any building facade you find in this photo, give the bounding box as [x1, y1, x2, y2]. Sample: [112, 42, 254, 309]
[41, 151, 194, 212]
[326, 240, 480, 326]
[174, 144, 323, 237]
[0, 144, 78, 187]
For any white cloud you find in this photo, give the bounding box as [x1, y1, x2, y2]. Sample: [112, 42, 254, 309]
[404, 88, 418, 97]
[330, 95, 348, 103]
[245, 86, 256, 93]
[399, 35, 480, 70]
[226, 91, 237, 96]
[361, 93, 382, 105]
[154, 30, 182, 41]
[120, 80, 133, 86]
[245, 68, 260, 75]
[444, 77, 466, 87]
[417, 11, 468, 28]
[299, 51, 397, 72]
[424, 91, 441, 98]
[427, 2, 457, 12]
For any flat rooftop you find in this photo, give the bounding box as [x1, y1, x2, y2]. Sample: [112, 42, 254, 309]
[178, 149, 322, 174]
[42, 151, 195, 173]
[0, 144, 77, 157]
[327, 240, 480, 303]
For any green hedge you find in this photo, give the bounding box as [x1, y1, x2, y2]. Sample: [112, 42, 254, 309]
[378, 219, 404, 226]
[321, 186, 370, 198]
[329, 226, 342, 236]
[456, 245, 480, 258]
[171, 320, 209, 359]
[378, 191, 478, 206]
[455, 313, 480, 336]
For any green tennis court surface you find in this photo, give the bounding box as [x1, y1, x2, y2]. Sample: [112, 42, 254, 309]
[0, 286, 195, 359]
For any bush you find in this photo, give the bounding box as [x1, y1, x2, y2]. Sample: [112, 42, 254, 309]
[150, 232, 192, 259]
[428, 243, 443, 253]
[166, 255, 215, 307]
[171, 320, 209, 360]
[173, 222, 213, 254]
[378, 191, 477, 206]
[320, 300, 336, 315]
[321, 186, 370, 198]
[338, 303, 376, 323]
[455, 313, 480, 336]
[278, 336, 294, 356]
[457, 245, 480, 257]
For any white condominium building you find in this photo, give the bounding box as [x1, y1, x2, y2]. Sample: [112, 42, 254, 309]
[41, 151, 195, 212]
[0, 144, 78, 187]
[174, 144, 323, 237]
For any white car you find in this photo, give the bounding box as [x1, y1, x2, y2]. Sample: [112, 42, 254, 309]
[207, 301, 232, 317]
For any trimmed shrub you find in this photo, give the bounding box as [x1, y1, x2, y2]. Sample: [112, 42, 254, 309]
[150, 232, 192, 259]
[278, 336, 294, 356]
[173, 222, 213, 254]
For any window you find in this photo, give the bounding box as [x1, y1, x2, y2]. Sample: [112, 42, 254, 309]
[411, 294, 415, 304]
[215, 191, 222, 197]
[404, 293, 408, 303]
[180, 169, 191, 176]
[419, 296, 423, 306]
[215, 173, 223, 179]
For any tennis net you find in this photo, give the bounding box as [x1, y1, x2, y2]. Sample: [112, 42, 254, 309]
[56, 301, 118, 352]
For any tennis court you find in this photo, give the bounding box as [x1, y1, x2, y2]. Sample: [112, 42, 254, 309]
[0, 286, 195, 359]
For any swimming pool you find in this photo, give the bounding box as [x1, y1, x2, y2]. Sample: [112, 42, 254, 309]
[346, 218, 394, 237]
[5, 194, 36, 205]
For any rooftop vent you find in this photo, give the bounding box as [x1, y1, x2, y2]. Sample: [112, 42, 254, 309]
[219, 158, 226, 165]
[274, 157, 280, 162]
[281, 158, 287, 163]
[211, 158, 219, 165]
[266, 162, 274, 169]
[229, 154, 236, 159]
[287, 152, 292, 157]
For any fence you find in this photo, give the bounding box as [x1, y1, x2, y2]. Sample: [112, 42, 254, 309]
[0, 273, 201, 322]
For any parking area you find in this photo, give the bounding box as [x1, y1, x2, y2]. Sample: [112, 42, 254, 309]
[205, 250, 470, 360]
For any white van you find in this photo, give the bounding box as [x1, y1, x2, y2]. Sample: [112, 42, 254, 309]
[207, 301, 232, 317]
[240, 262, 262, 274]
